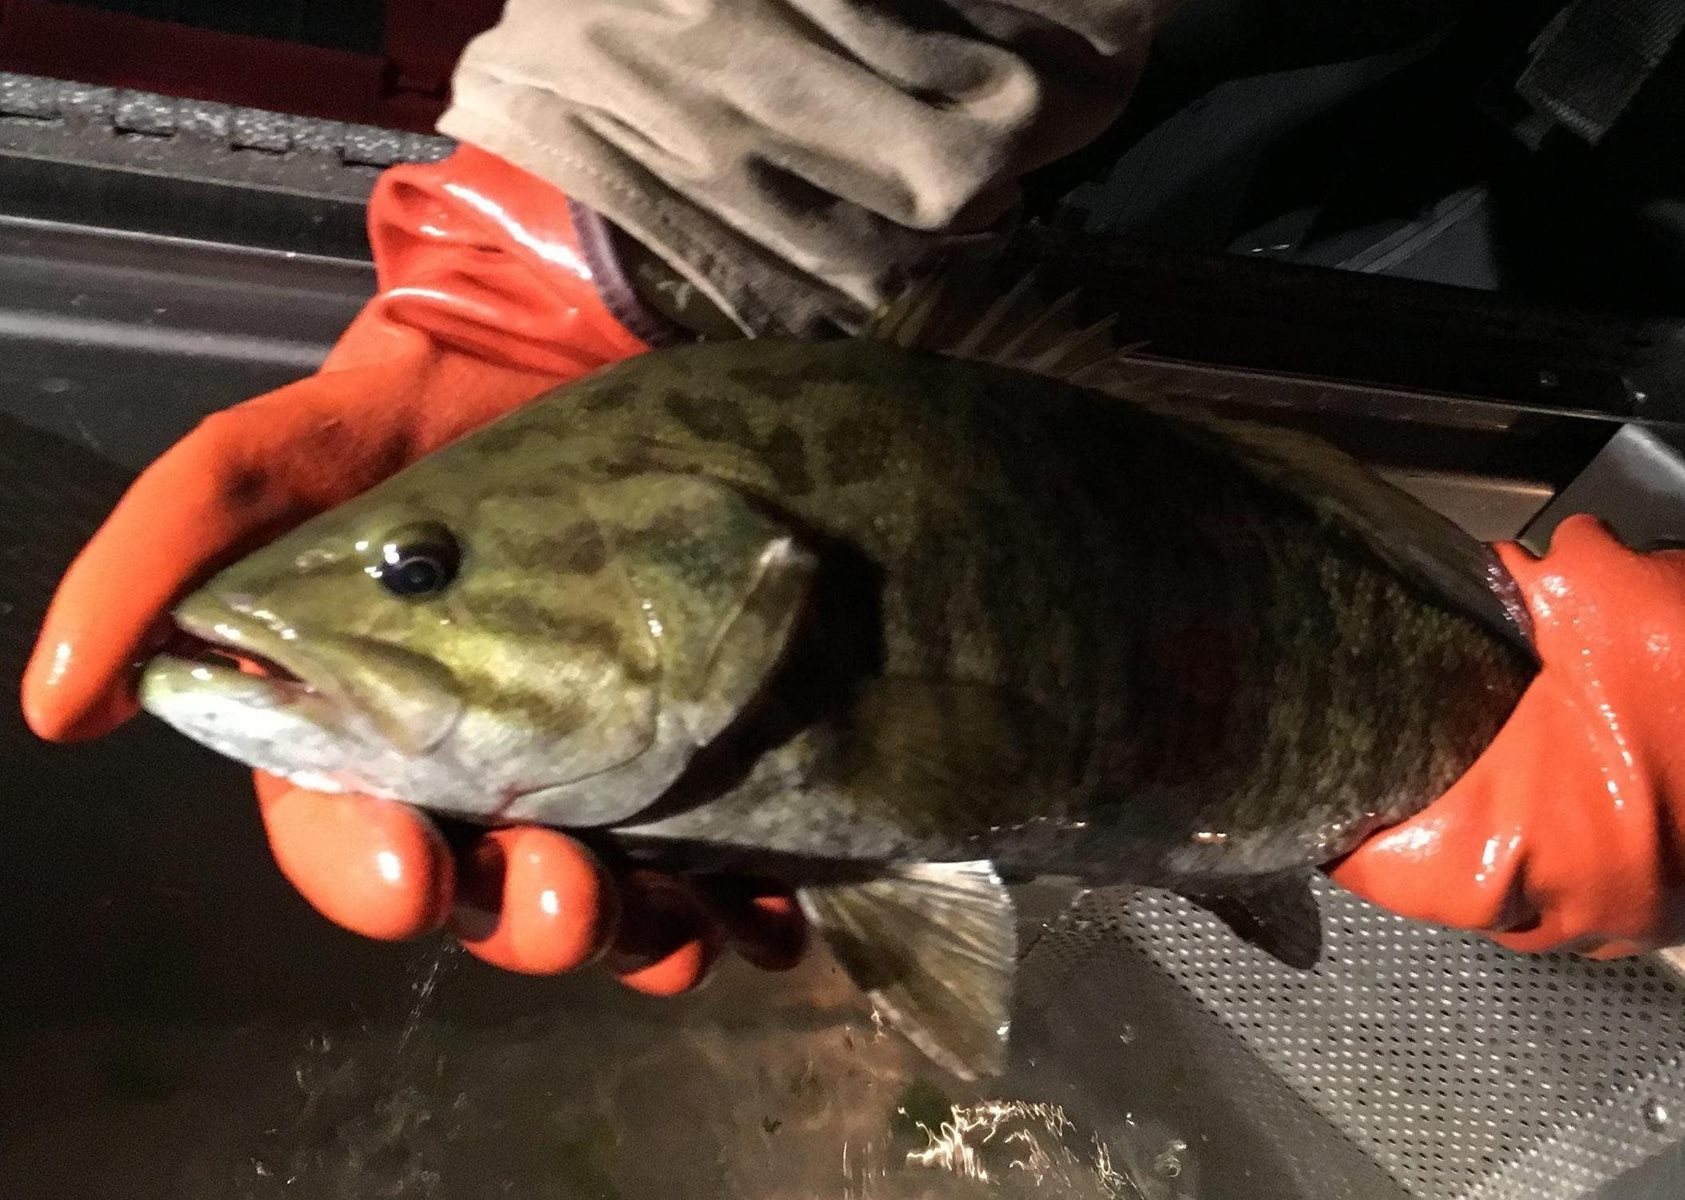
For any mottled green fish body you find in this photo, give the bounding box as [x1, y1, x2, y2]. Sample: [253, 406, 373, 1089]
[138, 280, 1534, 1079]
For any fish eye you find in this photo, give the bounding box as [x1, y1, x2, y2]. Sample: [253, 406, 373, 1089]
[374, 522, 460, 598]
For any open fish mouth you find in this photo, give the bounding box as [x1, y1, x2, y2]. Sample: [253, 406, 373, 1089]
[156, 629, 308, 689]
[145, 596, 322, 707]
[137, 598, 385, 799]
[142, 593, 468, 770]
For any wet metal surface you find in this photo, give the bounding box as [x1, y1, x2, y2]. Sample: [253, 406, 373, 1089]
[1522, 424, 1685, 554]
[0, 213, 365, 470]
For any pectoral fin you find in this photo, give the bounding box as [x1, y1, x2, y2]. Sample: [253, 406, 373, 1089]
[1179, 876, 1324, 969]
[798, 861, 1017, 1081]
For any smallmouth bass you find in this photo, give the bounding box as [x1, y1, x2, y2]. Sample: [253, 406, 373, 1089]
[137, 277, 1535, 1078]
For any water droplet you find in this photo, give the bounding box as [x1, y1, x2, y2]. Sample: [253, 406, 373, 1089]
[1117, 1023, 1136, 1045]
[1643, 1098, 1670, 1131]
[1537, 369, 1561, 389]
[1153, 1138, 1188, 1178]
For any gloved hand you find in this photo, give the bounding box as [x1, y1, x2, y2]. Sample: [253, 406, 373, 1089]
[22, 145, 803, 991]
[1332, 514, 1685, 958]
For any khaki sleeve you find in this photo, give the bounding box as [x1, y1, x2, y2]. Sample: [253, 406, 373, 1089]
[439, 0, 1171, 337]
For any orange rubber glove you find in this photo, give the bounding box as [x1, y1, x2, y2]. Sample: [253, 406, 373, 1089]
[21, 145, 802, 991]
[1332, 513, 1685, 958]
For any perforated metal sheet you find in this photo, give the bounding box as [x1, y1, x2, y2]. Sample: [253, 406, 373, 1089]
[1021, 878, 1685, 1198]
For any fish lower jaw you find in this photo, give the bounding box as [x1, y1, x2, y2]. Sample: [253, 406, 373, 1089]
[139, 649, 306, 700]
[139, 654, 369, 779]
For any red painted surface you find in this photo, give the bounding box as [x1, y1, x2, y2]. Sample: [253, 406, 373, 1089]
[0, 0, 502, 132]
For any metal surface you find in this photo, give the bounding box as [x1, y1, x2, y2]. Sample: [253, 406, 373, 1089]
[4, 74, 1685, 1200]
[0, 211, 367, 468]
[1032, 881, 1685, 1200]
[1, 71, 451, 259]
[1521, 423, 1685, 552]
[0, 70, 450, 182]
[1005, 226, 1685, 428]
[1377, 467, 1555, 543]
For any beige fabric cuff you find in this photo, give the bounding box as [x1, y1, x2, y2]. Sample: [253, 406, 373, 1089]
[441, 0, 1169, 336]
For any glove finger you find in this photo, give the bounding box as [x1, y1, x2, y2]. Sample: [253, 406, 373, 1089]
[1494, 512, 1673, 600]
[1489, 922, 1646, 959]
[1328, 807, 1534, 933]
[1574, 937, 1649, 960]
[613, 943, 717, 997]
[606, 870, 721, 996]
[22, 362, 419, 744]
[254, 771, 454, 941]
[697, 877, 807, 972]
[615, 939, 719, 997]
[451, 826, 619, 975]
[1326, 683, 1571, 933]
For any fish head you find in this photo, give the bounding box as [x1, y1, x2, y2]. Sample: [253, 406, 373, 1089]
[138, 442, 816, 827]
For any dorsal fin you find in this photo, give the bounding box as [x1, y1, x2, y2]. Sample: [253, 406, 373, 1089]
[866, 260, 1536, 660]
[869, 262, 1128, 381]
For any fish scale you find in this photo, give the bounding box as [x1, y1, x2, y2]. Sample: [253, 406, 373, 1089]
[136, 278, 1535, 1081]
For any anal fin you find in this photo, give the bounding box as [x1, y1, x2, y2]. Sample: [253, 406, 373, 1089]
[798, 861, 1016, 1081]
[1179, 876, 1324, 969]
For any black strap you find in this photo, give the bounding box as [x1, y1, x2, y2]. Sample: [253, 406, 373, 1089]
[1515, 0, 1685, 144]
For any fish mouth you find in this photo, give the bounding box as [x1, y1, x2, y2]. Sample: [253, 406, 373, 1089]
[150, 593, 465, 760]
[138, 594, 385, 797]
[154, 594, 320, 701]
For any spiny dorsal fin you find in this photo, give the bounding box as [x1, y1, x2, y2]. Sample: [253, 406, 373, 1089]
[869, 262, 1122, 382]
[867, 261, 1534, 659]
